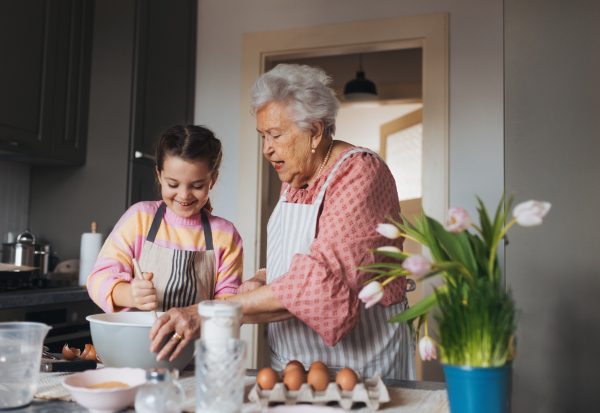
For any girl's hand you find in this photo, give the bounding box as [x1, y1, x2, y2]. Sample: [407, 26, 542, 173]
[149, 306, 200, 361]
[131, 272, 157, 311]
[237, 269, 267, 294]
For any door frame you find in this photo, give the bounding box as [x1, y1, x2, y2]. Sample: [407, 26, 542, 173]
[236, 14, 449, 368]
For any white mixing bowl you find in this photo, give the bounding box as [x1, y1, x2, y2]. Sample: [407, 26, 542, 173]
[87, 312, 195, 371]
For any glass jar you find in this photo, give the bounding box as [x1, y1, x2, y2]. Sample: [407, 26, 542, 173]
[197, 300, 242, 344]
[134, 368, 185, 413]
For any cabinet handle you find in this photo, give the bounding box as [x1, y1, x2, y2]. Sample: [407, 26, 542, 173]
[134, 151, 154, 161]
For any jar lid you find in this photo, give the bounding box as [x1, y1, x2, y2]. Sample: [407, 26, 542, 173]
[146, 368, 178, 381]
[198, 300, 242, 318]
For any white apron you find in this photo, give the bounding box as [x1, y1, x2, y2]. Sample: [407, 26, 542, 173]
[266, 148, 416, 380]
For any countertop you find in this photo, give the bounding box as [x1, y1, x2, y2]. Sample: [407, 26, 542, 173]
[0, 286, 91, 309]
[18, 369, 446, 412]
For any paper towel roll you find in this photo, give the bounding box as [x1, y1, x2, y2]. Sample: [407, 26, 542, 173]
[79, 232, 103, 286]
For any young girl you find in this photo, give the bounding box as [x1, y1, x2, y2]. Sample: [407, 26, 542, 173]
[87, 125, 243, 313]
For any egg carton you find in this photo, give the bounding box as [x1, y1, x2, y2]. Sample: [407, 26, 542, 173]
[248, 370, 390, 411]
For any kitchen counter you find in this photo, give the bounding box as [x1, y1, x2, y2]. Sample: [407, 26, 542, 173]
[0, 286, 91, 309]
[17, 369, 446, 412]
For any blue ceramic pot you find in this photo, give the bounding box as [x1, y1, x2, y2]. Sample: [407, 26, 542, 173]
[442, 363, 512, 413]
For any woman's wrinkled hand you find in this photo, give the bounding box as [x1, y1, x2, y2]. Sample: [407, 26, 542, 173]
[149, 306, 200, 362]
[237, 269, 267, 294]
[130, 272, 157, 311]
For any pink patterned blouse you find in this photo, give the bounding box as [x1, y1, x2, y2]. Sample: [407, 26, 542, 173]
[270, 147, 406, 347]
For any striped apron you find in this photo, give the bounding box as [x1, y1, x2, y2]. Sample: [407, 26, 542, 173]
[266, 148, 416, 380]
[138, 202, 217, 311]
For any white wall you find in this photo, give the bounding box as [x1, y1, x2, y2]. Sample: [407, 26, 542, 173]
[194, 0, 505, 224]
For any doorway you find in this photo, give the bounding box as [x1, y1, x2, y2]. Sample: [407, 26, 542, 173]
[237, 15, 448, 375]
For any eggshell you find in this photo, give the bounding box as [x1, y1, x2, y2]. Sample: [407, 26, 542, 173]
[84, 345, 97, 361]
[256, 367, 280, 390]
[62, 344, 81, 360]
[309, 361, 329, 372]
[79, 344, 92, 360]
[307, 368, 330, 391]
[283, 368, 306, 391]
[283, 360, 305, 376]
[335, 368, 358, 391]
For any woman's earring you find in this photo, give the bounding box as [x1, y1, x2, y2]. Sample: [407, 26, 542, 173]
[311, 148, 316, 153]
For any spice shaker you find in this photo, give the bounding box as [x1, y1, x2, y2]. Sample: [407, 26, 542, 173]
[197, 300, 243, 343]
[134, 369, 185, 413]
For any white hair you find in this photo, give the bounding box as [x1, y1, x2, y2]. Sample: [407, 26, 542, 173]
[250, 64, 340, 138]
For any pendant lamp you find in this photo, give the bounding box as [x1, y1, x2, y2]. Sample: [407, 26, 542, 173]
[343, 54, 378, 101]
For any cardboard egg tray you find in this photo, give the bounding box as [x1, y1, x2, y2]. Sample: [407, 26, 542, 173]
[248, 370, 390, 411]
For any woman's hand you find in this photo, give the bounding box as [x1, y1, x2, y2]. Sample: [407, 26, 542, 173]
[130, 272, 157, 311]
[149, 306, 200, 362]
[237, 269, 267, 294]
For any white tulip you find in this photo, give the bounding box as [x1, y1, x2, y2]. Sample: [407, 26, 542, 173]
[376, 223, 401, 239]
[513, 200, 551, 227]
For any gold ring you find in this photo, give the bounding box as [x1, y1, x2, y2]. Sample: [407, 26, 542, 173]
[172, 332, 183, 342]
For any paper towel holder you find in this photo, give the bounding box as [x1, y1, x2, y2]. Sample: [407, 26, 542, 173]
[91, 222, 97, 233]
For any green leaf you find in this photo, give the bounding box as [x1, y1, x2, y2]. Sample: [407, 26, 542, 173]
[369, 249, 410, 261]
[419, 209, 448, 263]
[468, 233, 490, 277]
[386, 215, 428, 245]
[358, 263, 406, 270]
[476, 196, 494, 248]
[428, 218, 478, 278]
[388, 285, 448, 323]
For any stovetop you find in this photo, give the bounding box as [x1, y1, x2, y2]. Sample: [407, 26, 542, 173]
[0, 275, 76, 293]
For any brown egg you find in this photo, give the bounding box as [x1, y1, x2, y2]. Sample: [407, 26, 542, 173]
[307, 367, 330, 391]
[283, 368, 306, 391]
[62, 344, 80, 360]
[336, 368, 358, 391]
[309, 361, 329, 373]
[256, 367, 280, 390]
[283, 360, 305, 376]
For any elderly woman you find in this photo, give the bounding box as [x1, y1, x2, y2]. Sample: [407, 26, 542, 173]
[150, 64, 415, 380]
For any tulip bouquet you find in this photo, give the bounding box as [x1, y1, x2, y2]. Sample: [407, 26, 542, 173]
[358, 194, 551, 368]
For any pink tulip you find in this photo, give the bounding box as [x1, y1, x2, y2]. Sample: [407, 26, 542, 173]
[513, 200, 551, 227]
[402, 255, 431, 277]
[358, 282, 384, 309]
[419, 336, 437, 361]
[445, 208, 472, 233]
[376, 223, 402, 239]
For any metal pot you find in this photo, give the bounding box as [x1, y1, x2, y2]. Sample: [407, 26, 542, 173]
[1, 230, 51, 275]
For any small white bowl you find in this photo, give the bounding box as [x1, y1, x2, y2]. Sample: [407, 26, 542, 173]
[63, 367, 146, 413]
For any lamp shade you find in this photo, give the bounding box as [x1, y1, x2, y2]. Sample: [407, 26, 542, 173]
[344, 71, 378, 101]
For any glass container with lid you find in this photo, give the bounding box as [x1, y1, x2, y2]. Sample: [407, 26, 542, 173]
[134, 368, 185, 413]
[197, 301, 242, 344]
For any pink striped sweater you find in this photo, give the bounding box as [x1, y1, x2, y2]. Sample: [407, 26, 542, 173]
[87, 201, 243, 313]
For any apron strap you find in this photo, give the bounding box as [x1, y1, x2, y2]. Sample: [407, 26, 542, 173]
[146, 203, 213, 250]
[146, 202, 168, 243]
[313, 148, 383, 206]
[280, 148, 384, 203]
[200, 209, 214, 251]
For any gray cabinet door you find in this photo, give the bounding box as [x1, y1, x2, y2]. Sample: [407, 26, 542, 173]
[0, 0, 93, 164]
[128, 0, 197, 205]
[0, 1, 57, 155]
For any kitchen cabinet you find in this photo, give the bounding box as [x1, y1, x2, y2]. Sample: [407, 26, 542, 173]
[0, 0, 94, 165]
[128, 0, 197, 206]
[130, 160, 161, 205]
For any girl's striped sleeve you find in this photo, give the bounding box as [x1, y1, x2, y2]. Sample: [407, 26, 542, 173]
[86, 204, 153, 312]
[211, 217, 243, 298]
